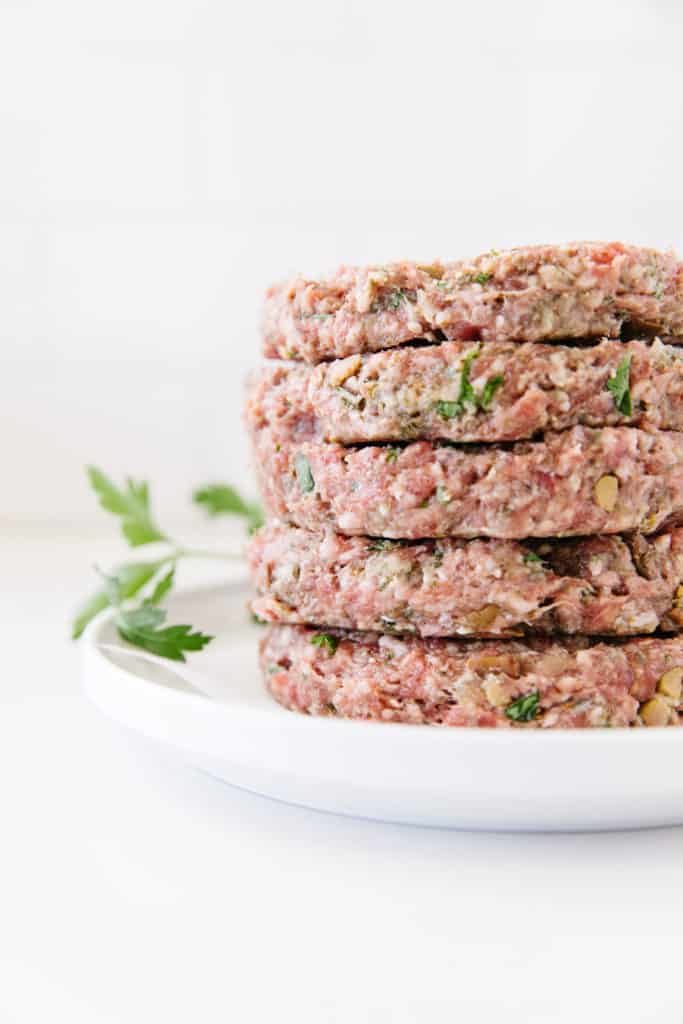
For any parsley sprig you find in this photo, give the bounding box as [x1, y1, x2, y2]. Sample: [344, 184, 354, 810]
[72, 467, 263, 660]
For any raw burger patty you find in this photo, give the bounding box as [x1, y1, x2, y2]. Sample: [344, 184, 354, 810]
[246, 337, 683, 445]
[251, 426, 683, 540]
[262, 242, 683, 362]
[249, 522, 683, 638]
[262, 625, 683, 729]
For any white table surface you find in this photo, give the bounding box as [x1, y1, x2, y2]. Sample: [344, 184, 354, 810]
[3, 527, 683, 1023]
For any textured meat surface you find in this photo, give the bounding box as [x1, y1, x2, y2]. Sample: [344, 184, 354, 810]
[262, 242, 683, 362]
[251, 426, 683, 540]
[248, 523, 683, 638]
[262, 625, 683, 728]
[246, 338, 683, 444]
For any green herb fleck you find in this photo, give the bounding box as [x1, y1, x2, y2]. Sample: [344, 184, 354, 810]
[368, 539, 400, 551]
[479, 375, 504, 410]
[456, 347, 480, 409]
[295, 454, 315, 493]
[436, 399, 460, 420]
[386, 289, 406, 310]
[606, 354, 632, 416]
[505, 691, 540, 723]
[437, 353, 505, 418]
[311, 632, 338, 655]
[472, 272, 492, 285]
[522, 551, 545, 567]
[385, 448, 400, 462]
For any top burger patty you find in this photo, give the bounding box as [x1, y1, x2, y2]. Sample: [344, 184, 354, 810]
[262, 241, 683, 362]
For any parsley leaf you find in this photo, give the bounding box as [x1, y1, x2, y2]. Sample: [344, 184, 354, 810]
[87, 467, 167, 547]
[505, 691, 540, 722]
[310, 632, 338, 655]
[193, 484, 264, 534]
[294, 454, 315, 493]
[117, 606, 213, 662]
[472, 272, 492, 285]
[522, 551, 545, 567]
[606, 355, 632, 416]
[71, 560, 168, 639]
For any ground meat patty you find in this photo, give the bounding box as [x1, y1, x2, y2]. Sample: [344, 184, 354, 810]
[251, 426, 683, 540]
[262, 625, 683, 728]
[246, 337, 683, 445]
[248, 523, 683, 638]
[263, 242, 683, 362]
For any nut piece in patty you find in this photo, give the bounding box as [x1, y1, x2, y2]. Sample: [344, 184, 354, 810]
[594, 474, 619, 511]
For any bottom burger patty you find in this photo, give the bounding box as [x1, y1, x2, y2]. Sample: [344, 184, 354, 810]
[261, 625, 683, 728]
[249, 522, 683, 637]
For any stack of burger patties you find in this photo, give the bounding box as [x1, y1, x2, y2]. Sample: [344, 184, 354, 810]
[246, 242, 683, 729]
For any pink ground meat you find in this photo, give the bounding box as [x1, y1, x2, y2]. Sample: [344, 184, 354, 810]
[251, 426, 683, 540]
[248, 522, 683, 638]
[246, 337, 683, 444]
[263, 242, 683, 363]
[262, 625, 683, 728]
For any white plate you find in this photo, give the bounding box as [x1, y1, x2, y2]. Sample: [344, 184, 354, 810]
[83, 582, 683, 832]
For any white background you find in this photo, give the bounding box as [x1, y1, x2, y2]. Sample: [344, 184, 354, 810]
[3, 3, 683, 1022]
[1, 0, 682, 529]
